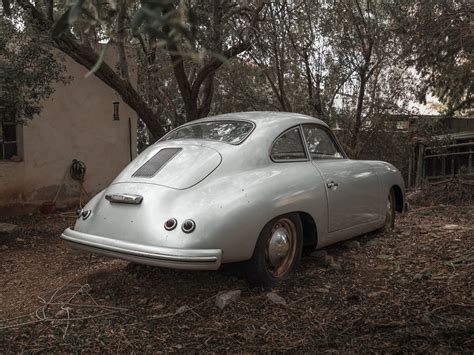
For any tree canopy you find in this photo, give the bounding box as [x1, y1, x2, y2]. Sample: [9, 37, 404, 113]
[393, 0, 472, 116]
[0, 0, 471, 152]
[0, 15, 66, 121]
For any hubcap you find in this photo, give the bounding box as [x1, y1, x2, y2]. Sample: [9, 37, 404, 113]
[265, 218, 297, 277]
[268, 228, 290, 267]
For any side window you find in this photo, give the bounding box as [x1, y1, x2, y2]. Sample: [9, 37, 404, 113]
[302, 125, 343, 160]
[270, 127, 307, 161]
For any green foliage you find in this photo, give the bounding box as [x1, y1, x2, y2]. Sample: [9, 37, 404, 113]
[393, 0, 473, 116]
[51, 0, 86, 37]
[3, 0, 469, 145]
[132, 1, 265, 129]
[0, 17, 67, 122]
[212, 59, 280, 114]
[51, 0, 197, 48]
[131, 0, 197, 43]
[219, 0, 419, 155]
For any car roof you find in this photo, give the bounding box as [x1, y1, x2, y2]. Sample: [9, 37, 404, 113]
[190, 111, 329, 133]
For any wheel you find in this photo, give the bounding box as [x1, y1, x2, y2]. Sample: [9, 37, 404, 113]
[245, 213, 303, 287]
[383, 188, 396, 231]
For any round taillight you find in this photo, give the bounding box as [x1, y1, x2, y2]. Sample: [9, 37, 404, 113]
[182, 219, 196, 233]
[81, 209, 91, 220]
[164, 218, 177, 231]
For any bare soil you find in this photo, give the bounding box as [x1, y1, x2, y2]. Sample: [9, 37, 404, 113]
[1, 205, 473, 353]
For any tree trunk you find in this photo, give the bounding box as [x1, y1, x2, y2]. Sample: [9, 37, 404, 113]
[197, 74, 215, 118]
[350, 66, 368, 155]
[167, 43, 198, 122]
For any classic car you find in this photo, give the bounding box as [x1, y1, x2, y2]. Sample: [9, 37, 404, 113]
[61, 112, 405, 286]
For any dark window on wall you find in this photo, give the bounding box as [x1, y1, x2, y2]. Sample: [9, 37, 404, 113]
[0, 108, 18, 160]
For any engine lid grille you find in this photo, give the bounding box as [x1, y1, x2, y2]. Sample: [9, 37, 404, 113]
[132, 147, 182, 178]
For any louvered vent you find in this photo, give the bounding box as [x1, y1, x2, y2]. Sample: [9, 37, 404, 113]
[132, 148, 182, 178]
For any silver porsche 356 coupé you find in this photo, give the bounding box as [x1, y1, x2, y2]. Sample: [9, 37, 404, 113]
[62, 112, 405, 286]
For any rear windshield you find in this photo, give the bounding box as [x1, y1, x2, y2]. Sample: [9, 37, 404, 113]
[162, 120, 254, 144]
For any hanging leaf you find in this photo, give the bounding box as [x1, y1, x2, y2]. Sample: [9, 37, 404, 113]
[130, 7, 148, 35]
[51, 8, 72, 38]
[85, 46, 107, 78]
[51, 0, 85, 38]
[131, 0, 175, 38]
[207, 50, 229, 64]
[68, 0, 86, 25]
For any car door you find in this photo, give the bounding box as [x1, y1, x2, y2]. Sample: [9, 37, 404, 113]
[301, 124, 380, 232]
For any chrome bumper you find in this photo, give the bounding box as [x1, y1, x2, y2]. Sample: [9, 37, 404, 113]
[61, 228, 222, 270]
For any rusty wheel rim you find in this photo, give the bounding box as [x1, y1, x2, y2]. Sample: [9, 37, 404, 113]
[265, 218, 297, 278]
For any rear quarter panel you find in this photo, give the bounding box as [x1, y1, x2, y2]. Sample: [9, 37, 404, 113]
[185, 160, 328, 262]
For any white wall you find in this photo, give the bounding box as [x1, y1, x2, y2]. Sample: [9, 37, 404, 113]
[0, 47, 138, 214]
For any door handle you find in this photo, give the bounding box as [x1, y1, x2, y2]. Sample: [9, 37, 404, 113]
[327, 181, 339, 189]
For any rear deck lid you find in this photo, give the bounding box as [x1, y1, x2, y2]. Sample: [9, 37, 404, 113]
[112, 144, 222, 189]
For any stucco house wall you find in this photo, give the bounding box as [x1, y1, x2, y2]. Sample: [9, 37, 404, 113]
[0, 48, 138, 214]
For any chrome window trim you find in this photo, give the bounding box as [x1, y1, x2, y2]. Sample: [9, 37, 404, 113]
[159, 119, 256, 145]
[300, 123, 348, 160]
[269, 125, 310, 163]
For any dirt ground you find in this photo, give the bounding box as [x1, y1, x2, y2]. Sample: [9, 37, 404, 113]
[1, 204, 473, 353]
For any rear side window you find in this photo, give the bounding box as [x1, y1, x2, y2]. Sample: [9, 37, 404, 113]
[302, 125, 344, 159]
[270, 127, 307, 161]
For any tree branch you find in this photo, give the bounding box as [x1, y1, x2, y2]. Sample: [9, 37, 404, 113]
[16, 0, 166, 138]
[116, 0, 129, 80]
[190, 0, 267, 101]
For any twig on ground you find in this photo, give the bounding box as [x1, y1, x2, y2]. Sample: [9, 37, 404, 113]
[0, 282, 129, 336]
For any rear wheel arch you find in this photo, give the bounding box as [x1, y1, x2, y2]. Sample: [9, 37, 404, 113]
[298, 212, 318, 250]
[254, 211, 318, 250]
[391, 185, 404, 212]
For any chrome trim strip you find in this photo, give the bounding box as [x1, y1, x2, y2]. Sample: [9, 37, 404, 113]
[60, 228, 222, 270]
[65, 240, 218, 263]
[105, 193, 143, 204]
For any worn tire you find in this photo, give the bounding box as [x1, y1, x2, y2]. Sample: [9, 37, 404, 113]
[245, 213, 303, 288]
[381, 188, 396, 231]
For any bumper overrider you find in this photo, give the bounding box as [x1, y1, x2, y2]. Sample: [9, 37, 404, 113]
[61, 228, 222, 270]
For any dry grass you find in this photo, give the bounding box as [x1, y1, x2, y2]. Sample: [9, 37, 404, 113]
[409, 177, 474, 206]
[1, 204, 473, 352]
